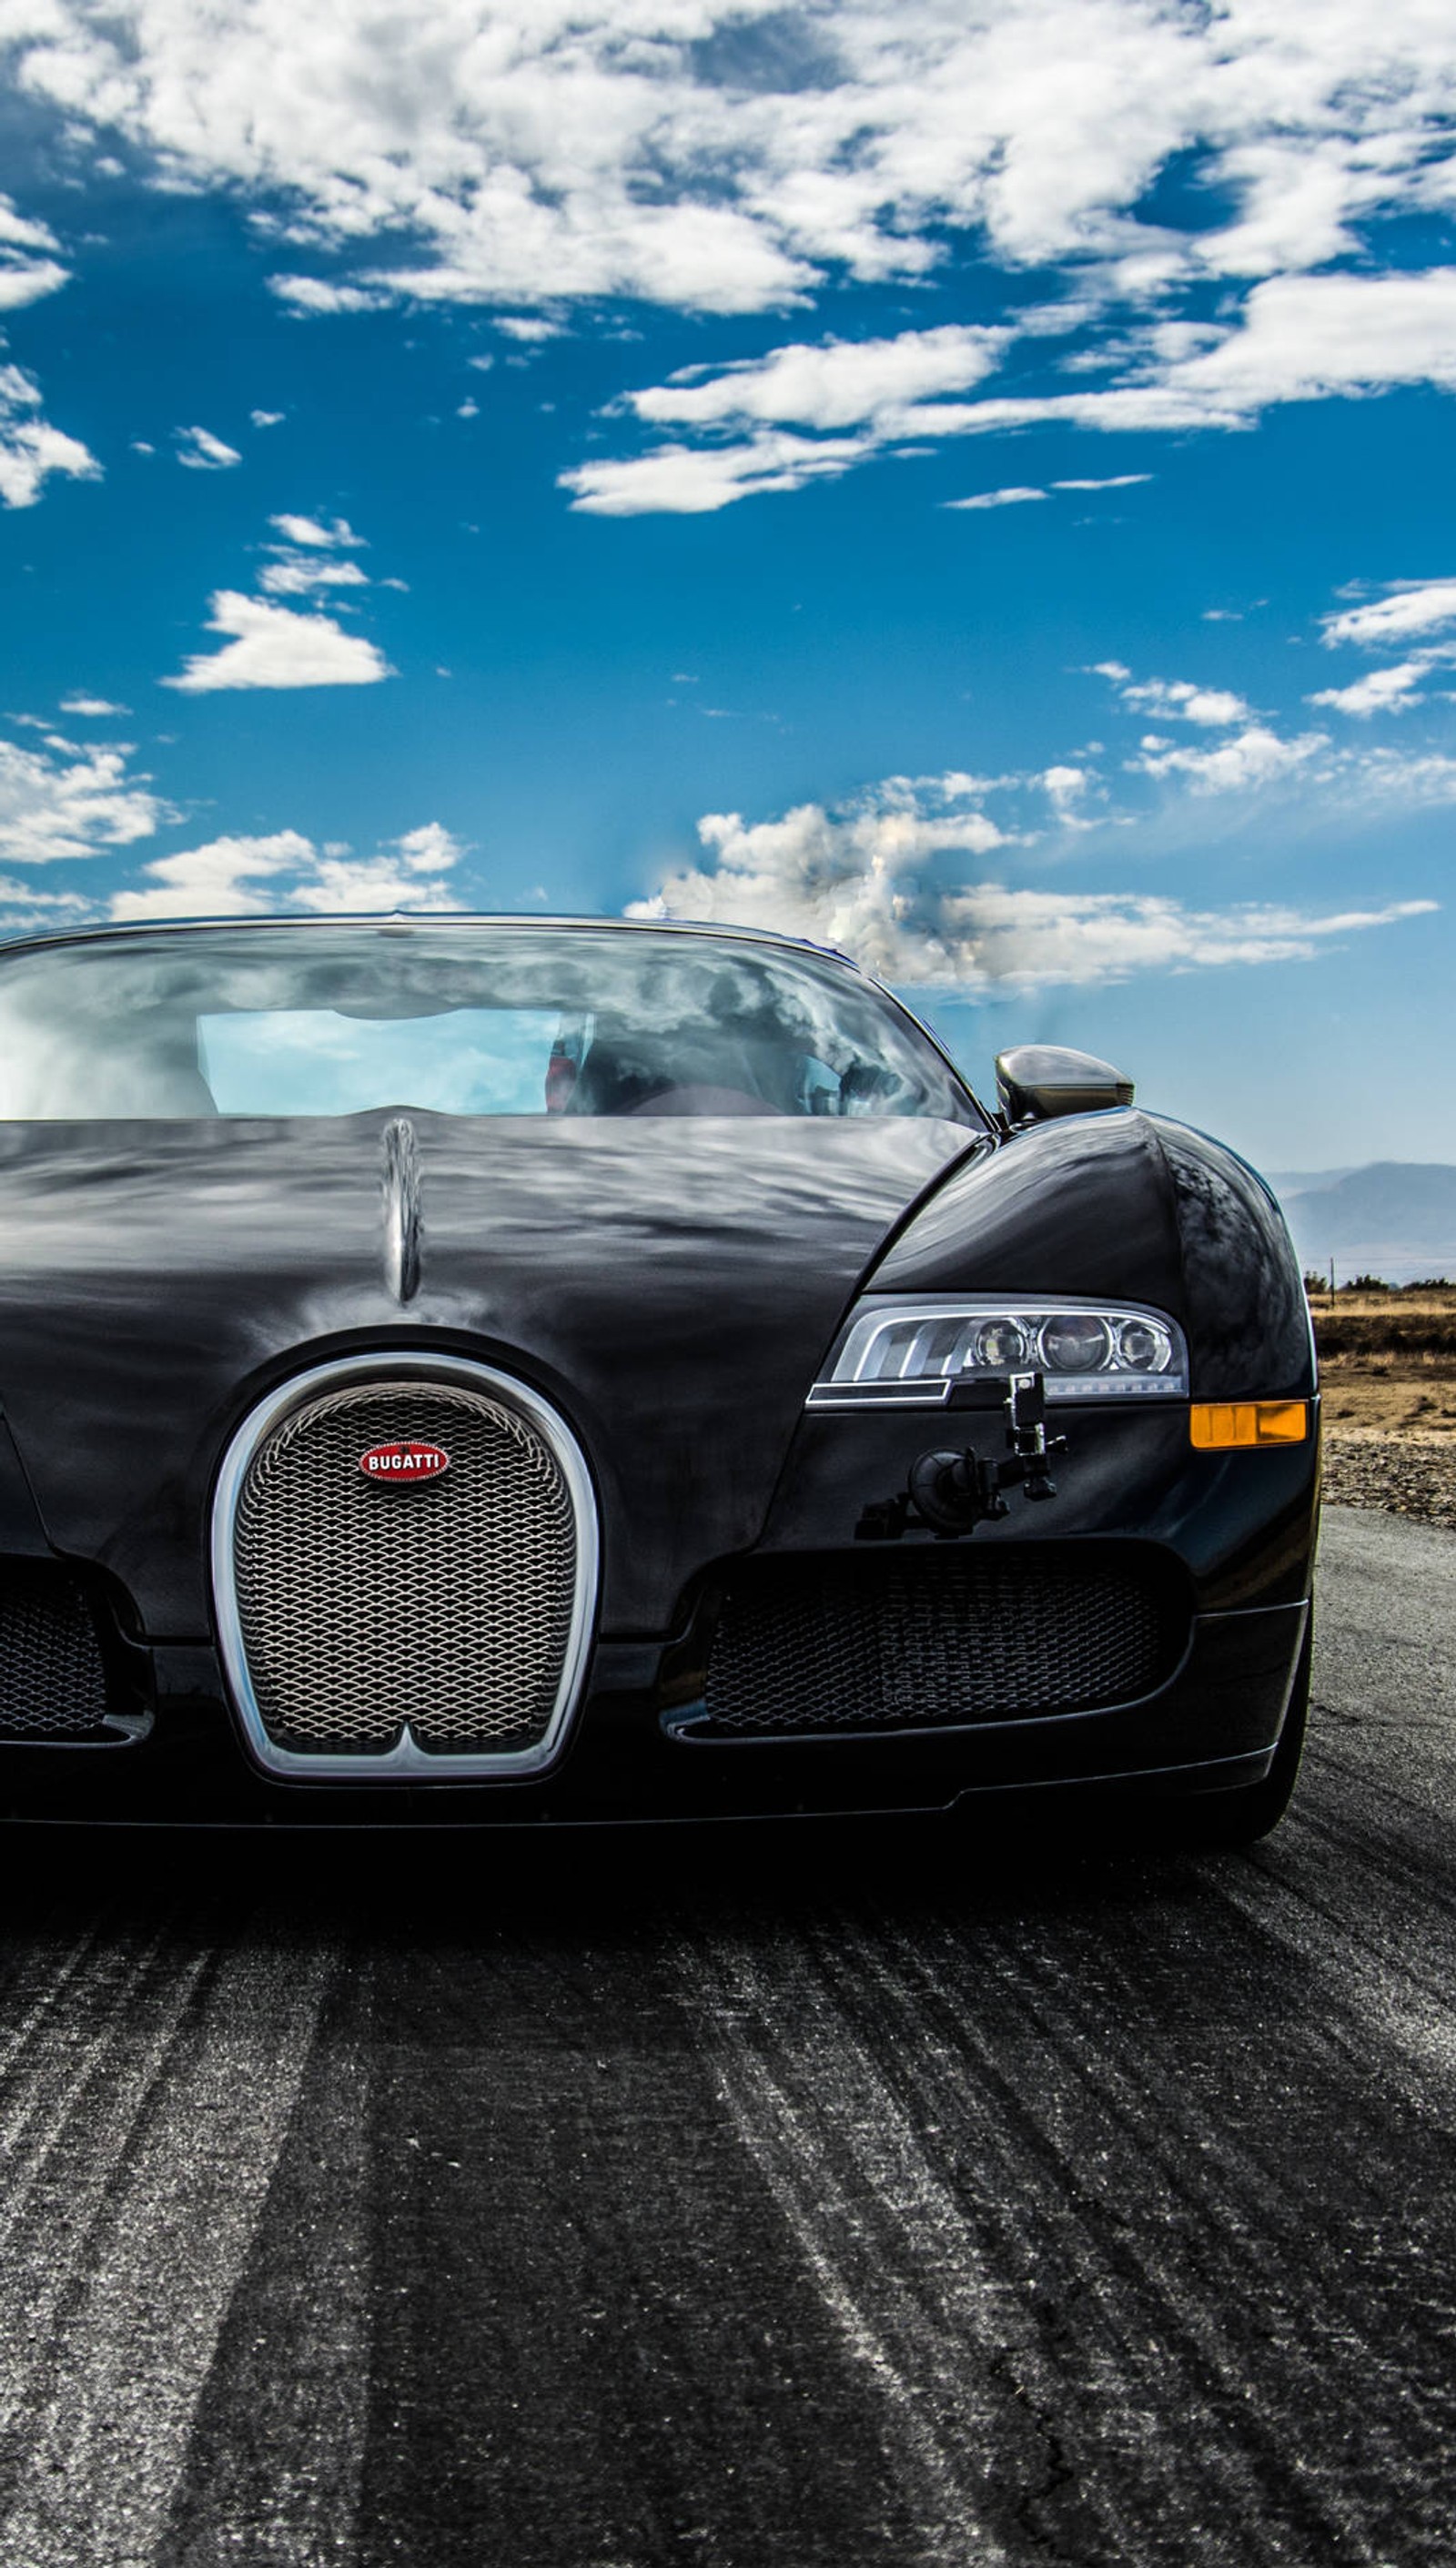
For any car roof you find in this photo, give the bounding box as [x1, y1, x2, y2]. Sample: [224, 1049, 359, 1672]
[0, 912, 867, 975]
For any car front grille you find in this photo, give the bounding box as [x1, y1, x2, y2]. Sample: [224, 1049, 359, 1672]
[226, 1371, 590, 1765]
[702, 1549, 1185, 1737]
[0, 1566, 114, 1741]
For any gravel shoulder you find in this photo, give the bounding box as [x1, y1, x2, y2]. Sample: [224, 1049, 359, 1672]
[1322, 1427, 1456, 1531]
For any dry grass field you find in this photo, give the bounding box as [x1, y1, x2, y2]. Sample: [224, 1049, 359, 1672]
[1310, 1289, 1456, 1438]
[1308, 1288, 1456, 1527]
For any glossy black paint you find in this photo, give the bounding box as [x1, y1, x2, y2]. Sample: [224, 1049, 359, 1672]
[0, 921, 1320, 1825]
[0, 1602, 1303, 1828]
[764, 1408, 1320, 1614]
[0, 1111, 972, 1635]
[873, 1107, 1317, 1401]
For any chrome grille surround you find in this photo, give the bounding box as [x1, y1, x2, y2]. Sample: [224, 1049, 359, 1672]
[211, 1353, 599, 1780]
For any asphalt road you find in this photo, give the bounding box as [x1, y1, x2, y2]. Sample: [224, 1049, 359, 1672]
[1, 1504, 1454, 2568]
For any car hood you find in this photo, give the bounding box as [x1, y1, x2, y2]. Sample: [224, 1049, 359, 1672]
[0, 1112, 976, 1633]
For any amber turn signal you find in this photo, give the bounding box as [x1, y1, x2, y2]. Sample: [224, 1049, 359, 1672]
[1189, 1400, 1308, 1451]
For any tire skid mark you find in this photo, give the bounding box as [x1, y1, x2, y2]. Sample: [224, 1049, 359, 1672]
[808, 1909, 1299, 2563]
[356, 1915, 925, 2568]
[688, 1913, 1297, 2568]
[844, 1887, 1456, 2563]
[681, 1923, 1030, 2568]
[685, 1886, 1448, 2568]
[0, 1919, 211, 2311]
[0, 1918, 116, 2082]
[0, 1925, 332, 2568]
[157, 1950, 371, 2568]
[1298, 1752, 1456, 1916]
[1213, 1825, 1456, 2119]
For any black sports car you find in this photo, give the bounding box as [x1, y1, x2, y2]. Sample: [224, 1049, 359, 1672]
[0, 915, 1317, 1837]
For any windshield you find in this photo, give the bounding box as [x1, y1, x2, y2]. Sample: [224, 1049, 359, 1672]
[0, 923, 979, 1125]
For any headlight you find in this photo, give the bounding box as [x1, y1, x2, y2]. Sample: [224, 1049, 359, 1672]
[807, 1297, 1188, 1409]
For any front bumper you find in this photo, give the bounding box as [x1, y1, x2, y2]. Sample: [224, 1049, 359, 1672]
[0, 1594, 1308, 1827]
[0, 1392, 1320, 1825]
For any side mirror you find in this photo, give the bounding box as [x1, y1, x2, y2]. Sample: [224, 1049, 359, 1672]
[996, 1044, 1135, 1126]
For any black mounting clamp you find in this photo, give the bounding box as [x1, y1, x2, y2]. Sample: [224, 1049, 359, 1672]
[857, 1370, 1069, 1540]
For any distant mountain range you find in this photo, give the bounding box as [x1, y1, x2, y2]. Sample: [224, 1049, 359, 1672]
[1264, 1163, 1456, 1284]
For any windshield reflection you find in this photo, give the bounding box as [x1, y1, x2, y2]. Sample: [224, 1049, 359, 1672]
[0, 923, 978, 1124]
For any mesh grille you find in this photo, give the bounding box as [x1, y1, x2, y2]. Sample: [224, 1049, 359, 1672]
[0, 1568, 111, 1741]
[231, 1379, 581, 1757]
[703, 1551, 1182, 1737]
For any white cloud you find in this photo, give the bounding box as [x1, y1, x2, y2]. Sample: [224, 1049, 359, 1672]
[630, 326, 1008, 431]
[563, 430, 873, 517]
[258, 553, 369, 596]
[0, 733, 163, 864]
[1042, 764, 1092, 824]
[1052, 473, 1152, 491]
[250, 409, 285, 428]
[1307, 581, 1456, 715]
[176, 424, 242, 471]
[1320, 581, 1456, 649]
[1158, 268, 1456, 410]
[268, 278, 388, 315]
[110, 829, 316, 920]
[111, 822, 465, 920]
[0, 881, 94, 936]
[573, 321, 1018, 512]
[0, 258, 67, 311]
[630, 782, 1435, 990]
[574, 266, 1456, 513]
[288, 823, 465, 912]
[1325, 745, 1456, 805]
[9, 6, 1456, 527]
[162, 593, 391, 693]
[1308, 661, 1433, 717]
[268, 512, 364, 549]
[0, 195, 67, 309]
[9, 0, 1456, 329]
[1133, 725, 1326, 794]
[945, 485, 1047, 511]
[256, 510, 375, 593]
[0, 198, 58, 256]
[58, 694, 129, 717]
[0, 363, 99, 511]
[629, 789, 1005, 982]
[1102, 672, 1251, 726]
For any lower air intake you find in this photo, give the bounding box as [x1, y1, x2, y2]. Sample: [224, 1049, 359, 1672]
[218, 1361, 596, 1774]
[702, 1550, 1184, 1737]
[0, 1567, 113, 1741]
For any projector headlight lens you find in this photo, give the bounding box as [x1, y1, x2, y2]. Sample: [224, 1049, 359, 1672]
[971, 1317, 1029, 1370]
[1038, 1313, 1112, 1375]
[808, 1298, 1188, 1409]
[1117, 1317, 1173, 1373]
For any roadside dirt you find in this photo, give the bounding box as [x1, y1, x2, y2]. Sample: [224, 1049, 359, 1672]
[1310, 1292, 1456, 1527]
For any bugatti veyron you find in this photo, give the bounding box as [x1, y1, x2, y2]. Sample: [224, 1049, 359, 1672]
[0, 916, 1318, 1837]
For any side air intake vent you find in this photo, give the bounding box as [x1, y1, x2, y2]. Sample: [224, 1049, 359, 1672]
[0, 1566, 118, 1743]
[700, 1549, 1186, 1738]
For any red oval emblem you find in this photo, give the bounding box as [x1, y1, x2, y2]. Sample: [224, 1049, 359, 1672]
[359, 1441, 450, 1484]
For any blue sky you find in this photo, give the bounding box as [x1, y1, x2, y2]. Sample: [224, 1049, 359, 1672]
[2, 1, 1455, 1169]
